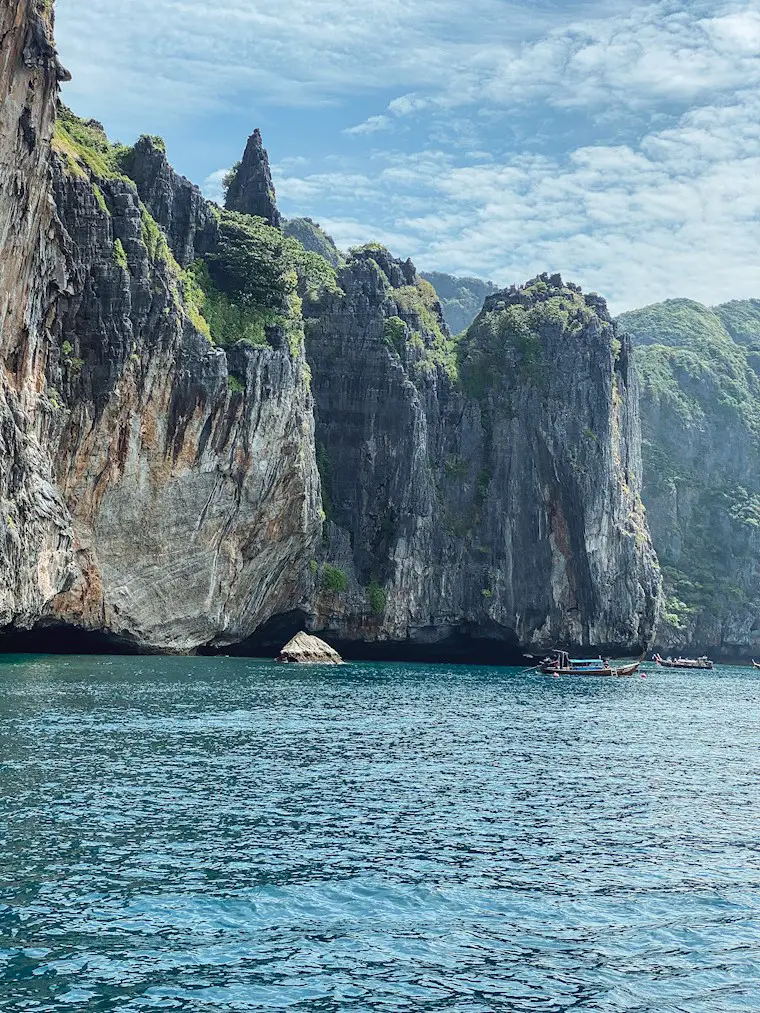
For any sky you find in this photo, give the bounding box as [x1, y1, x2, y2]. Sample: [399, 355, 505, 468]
[54, 0, 760, 312]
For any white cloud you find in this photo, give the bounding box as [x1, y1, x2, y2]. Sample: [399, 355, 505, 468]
[202, 169, 229, 204]
[54, 0, 760, 309]
[344, 115, 392, 136]
[276, 89, 760, 311]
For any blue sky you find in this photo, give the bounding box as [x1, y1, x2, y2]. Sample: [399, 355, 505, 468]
[55, 0, 760, 311]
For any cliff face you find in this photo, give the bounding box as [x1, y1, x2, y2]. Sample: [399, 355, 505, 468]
[0, 6, 321, 652]
[0, 0, 74, 630]
[45, 141, 321, 651]
[0, 0, 661, 656]
[622, 299, 760, 657]
[224, 129, 281, 227]
[304, 260, 660, 654]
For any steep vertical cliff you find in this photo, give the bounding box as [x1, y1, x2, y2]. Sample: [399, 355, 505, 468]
[0, 0, 74, 630]
[304, 257, 660, 655]
[0, 0, 661, 656]
[0, 4, 321, 651]
[622, 298, 760, 657]
[44, 113, 322, 651]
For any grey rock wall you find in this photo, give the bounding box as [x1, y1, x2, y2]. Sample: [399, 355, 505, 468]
[0, 0, 75, 630]
[0, 0, 661, 656]
[305, 259, 661, 653]
[224, 129, 281, 227]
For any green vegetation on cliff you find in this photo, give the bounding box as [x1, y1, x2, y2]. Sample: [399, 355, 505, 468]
[184, 210, 340, 351]
[458, 276, 597, 403]
[53, 105, 131, 180]
[283, 218, 344, 268]
[622, 298, 760, 649]
[395, 278, 459, 381]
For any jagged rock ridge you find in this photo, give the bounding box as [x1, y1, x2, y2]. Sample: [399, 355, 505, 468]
[0, 0, 661, 656]
[224, 128, 281, 227]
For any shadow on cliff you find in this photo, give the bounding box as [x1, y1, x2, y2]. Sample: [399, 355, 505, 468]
[204, 610, 531, 665]
[0, 624, 144, 655]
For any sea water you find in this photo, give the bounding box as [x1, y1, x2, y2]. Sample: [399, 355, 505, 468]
[1, 655, 759, 1011]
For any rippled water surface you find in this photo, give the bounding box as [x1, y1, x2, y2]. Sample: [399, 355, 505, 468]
[2, 656, 760, 1011]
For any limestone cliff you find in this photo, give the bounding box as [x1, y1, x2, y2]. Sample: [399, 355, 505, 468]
[302, 259, 660, 656]
[0, 0, 74, 631]
[622, 298, 760, 658]
[0, 3, 321, 652]
[224, 129, 281, 227]
[0, 0, 661, 656]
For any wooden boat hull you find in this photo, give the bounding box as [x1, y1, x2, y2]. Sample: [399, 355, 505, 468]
[540, 661, 641, 677]
[655, 661, 713, 670]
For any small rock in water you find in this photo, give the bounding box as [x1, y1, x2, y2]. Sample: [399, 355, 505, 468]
[276, 631, 343, 665]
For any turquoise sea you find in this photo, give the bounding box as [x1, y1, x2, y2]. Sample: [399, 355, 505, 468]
[1, 655, 760, 1011]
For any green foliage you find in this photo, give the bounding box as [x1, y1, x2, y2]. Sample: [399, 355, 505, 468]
[113, 238, 128, 271]
[714, 300, 760, 348]
[459, 304, 541, 400]
[351, 241, 388, 254]
[322, 564, 348, 593]
[92, 183, 108, 214]
[184, 260, 267, 346]
[53, 105, 131, 180]
[61, 340, 73, 356]
[393, 279, 459, 380]
[140, 134, 166, 153]
[620, 299, 736, 351]
[208, 208, 299, 305]
[227, 375, 244, 394]
[222, 161, 241, 200]
[383, 315, 406, 354]
[367, 581, 387, 615]
[631, 301, 760, 434]
[140, 206, 173, 265]
[180, 263, 212, 340]
[185, 209, 339, 354]
[458, 278, 599, 407]
[283, 218, 344, 268]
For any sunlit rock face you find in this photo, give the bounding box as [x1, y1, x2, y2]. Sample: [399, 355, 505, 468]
[0, 0, 660, 656]
[0, 2, 320, 652]
[0, 0, 75, 630]
[305, 263, 661, 655]
[224, 128, 281, 228]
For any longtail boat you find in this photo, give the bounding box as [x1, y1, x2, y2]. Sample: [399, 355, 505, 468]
[652, 654, 714, 670]
[539, 650, 641, 677]
[752, 660, 760, 670]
